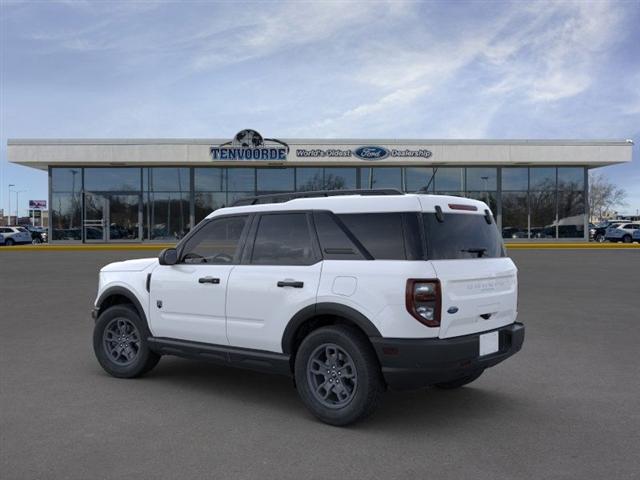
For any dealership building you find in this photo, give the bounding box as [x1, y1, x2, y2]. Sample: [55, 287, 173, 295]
[7, 131, 633, 243]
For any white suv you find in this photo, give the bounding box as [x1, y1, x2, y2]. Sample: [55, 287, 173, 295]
[605, 223, 640, 243]
[92, 190, 524, 425]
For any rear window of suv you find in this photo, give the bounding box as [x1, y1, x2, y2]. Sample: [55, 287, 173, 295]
[423, 213, 505, 260]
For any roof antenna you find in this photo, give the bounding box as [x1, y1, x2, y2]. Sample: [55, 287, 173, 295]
[422, 167, 438, 193]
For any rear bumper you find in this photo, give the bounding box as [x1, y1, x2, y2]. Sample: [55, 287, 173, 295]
[371, 322, 525, 390]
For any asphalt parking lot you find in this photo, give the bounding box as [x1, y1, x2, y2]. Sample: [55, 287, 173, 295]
[1, 249, 639, 479]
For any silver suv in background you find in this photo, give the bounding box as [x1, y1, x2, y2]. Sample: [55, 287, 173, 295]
[0, 227, 32, 246]
[605, 223, 640, 243]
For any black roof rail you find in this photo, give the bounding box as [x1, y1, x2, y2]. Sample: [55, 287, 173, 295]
[230, 189, 404, 207]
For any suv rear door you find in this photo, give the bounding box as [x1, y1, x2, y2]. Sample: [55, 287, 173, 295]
[226, 212, 322, 352]
[421, 210, 518, 339]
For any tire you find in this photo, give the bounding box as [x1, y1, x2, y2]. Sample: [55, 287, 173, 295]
[622, 235, 632, 243]
[32, 237, 42, 245]
[5, 238, 14, 246]
[434, 369, 484, 389]
[294, 325, 384, 426]
[93, 304, 160, 378]
[595, 233, 605, 243]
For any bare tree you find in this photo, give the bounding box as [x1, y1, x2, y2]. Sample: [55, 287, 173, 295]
[589, 172, 627, 221]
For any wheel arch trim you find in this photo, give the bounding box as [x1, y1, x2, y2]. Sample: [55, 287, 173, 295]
[281, 302, 381, 354]
[96, 286, 148, 325]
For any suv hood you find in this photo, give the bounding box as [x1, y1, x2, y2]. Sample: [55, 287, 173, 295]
[101, 258, 158, 272]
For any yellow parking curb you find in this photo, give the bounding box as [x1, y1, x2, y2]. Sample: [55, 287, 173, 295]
[505, 243, 640, 249]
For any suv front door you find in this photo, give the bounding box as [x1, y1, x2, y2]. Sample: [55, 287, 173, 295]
[149, 215, 249, 345]
[226, 212, 322, 352]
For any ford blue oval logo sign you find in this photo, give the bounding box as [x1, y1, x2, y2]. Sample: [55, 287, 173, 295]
[354, 146, 389, 160]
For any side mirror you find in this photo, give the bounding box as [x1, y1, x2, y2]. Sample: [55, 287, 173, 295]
[158, 247, 178, 266]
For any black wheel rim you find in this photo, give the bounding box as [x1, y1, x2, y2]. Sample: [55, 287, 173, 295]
[103, 317, 141, 366]
[307, 343, 357, 409]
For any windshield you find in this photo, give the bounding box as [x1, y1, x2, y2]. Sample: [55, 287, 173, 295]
[423, 213, 505, 260]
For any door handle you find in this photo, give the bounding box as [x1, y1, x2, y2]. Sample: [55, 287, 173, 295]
[198, 276, 220, 284]
[277, 280, 304, 288]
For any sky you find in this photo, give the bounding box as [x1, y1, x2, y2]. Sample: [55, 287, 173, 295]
[1, 0, 639, 217]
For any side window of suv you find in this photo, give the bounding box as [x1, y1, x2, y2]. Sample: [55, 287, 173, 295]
[337, 212, 419, 260]
[180, 215, 248, 264]
[250, 213, 317, 265]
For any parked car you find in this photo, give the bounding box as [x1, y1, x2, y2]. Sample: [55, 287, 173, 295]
[591, 220, 626, 242]
[502, 227, 527, 239]
[605, 223, 640, 243]
[91, 190, 524, 426]
[20, 225, 48, 244]
[0, 226, 32, 246]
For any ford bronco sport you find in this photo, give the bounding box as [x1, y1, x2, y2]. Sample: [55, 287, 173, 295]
[92, 190, 524, 425]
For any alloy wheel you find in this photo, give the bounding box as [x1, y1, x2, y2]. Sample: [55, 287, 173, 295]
[307, 343, 358, 409]
[103, 317, 141, 366]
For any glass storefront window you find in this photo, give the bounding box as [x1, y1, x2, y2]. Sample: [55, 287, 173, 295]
[530, 190, 556, 238]
[324, 168, 356, 189]
[195, 192, 226, 224]
[529, 168, 556, 191]
[51, 192, 82, 240]
[435, 168, 464, 193]
[85, 168, 141, 192]
[296, 168, 324, 191]
[558, 167, 584, 190]
[361, 168, 402, 189]
[145, 192, 190, 240]
[145, 168, 189, 192]
[466, 168, 497, 191]
[557, 191, 585, 238]
[256, 168, 294, 194]
[195, 168, 225, 191]
[227, 168, 255, 191]
[404, 167, 435, 192]
[51, 168, 82, 193]
[501, 168, 528, 191]
[501, 192, 528, 239]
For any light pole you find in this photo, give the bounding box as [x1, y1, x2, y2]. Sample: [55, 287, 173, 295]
[15, 190, 26, 224]
[8, 184, 15, 225]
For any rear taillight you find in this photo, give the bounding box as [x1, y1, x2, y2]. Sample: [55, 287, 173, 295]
[406, 279, 441, 327]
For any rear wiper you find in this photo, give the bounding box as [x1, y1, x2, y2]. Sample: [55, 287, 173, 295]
[461, 248, 487, 258]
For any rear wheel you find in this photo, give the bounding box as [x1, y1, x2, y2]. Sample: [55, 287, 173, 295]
[93, 304, 160, 378]
[434, 369, 484, 389]
[622, 234, 632, 243]
[294, 325, 384, 426]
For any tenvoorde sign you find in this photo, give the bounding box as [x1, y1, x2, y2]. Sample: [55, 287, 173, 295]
[211, 132, 433, 162]
[211, 129, 289, 160]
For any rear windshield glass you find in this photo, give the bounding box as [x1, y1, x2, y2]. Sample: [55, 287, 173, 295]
[423, 213, 505, 260]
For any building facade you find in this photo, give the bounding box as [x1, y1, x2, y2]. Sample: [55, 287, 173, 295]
[7, 131, 633, 243]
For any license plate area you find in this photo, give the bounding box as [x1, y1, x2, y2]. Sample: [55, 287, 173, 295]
[479, 331, 499, 356]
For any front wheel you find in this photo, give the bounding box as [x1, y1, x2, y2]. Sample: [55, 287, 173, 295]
[294, 325, 384, 426]
[93, 304, 160, 378]
[434, 369, 484, 389]
[32, 237, 42, 244]
[5, 238, 14, 246]
[595, 233, 605, 243]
